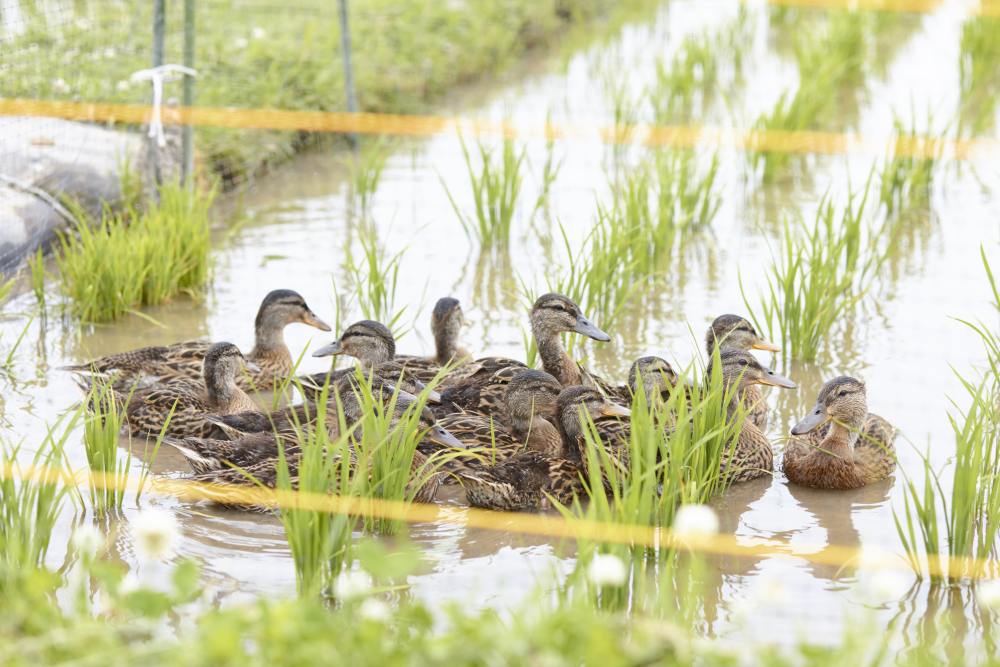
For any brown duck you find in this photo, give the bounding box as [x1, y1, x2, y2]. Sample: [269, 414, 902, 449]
[706, 314, 781, 431]
[783, 376, 897, 489]
[171, 373, 464, 511]
[714, 349, 796, 484]
[62, 290, 330, 391]
[89, 342, 262, 439]
[452, 450, 585, 511]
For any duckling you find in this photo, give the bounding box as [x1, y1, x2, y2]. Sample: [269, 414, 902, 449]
[714, 349, 796, 484]
[432, 293, 611, 419]
[452, 450, 585, 511]
[173, 374, 463, 511]
[61, 290, 330, 391]
[706, 315, 781, 431]
[783, 377, 897, 489]
[108, 342, 262, 439]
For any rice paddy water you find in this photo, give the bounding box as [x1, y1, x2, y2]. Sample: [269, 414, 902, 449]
[3, 0, 1000, 652]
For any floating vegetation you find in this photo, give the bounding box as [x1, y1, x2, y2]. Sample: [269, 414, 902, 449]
[743, 181, 888, 360]
[54, 184, 214, 322]
[442, 134, 526, 248]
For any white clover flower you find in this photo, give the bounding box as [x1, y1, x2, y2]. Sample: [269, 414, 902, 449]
[51, 78, 71, 94]
[250, 27, 266, 40]
[234, 37, 248, 49]
[586, 553, 628, 587]
[71, 524, 105, 556]
[131, 508, 181, 560]
[333, 570, 370, 600]
[116, 80, 130, 92]
[118, 573, 141, 596]
[673, 504, 719, 536]
[358, 598, 391, 621]
[978, 580, 1000, 611]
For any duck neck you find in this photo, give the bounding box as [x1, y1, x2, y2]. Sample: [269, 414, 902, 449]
[537, 334, 579, 387]
[252, 318, 289, 357]
[206, 368, 239, 409]
[434, 327, 459, 366]
[821, 421, 859, 456]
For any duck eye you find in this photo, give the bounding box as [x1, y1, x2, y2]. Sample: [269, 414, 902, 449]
[739, 359, 748, 366]
[550, 304, 566, 312]
[839, 390, 847, 397]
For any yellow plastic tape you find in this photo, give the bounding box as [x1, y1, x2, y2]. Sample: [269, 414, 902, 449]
[4, 460, 998, 581]
[1, 98, 995, 161]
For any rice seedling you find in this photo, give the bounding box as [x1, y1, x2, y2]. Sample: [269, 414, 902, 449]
[0, 274, 13, 311]
[742, 181, 887, 360]
[556, 352, 744, 612]
[959, 12, 1000, 137]
[344, 224, 412, 332]
[277, 384, 359, 598]
[349, 137, 390, 212]
[879, 111, 944, 220]
[896, 250, 1000, 582]
[0, 408, 84, 592]
[442, 133, 526, 248]
[81, 379, 132, 516]
[529, 122, 564, 222]
[27, 248, 47, 309]
[54, 183, 214, 322]
[0, 308, 37, 374]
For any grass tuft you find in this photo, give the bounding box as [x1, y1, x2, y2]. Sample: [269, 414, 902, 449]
[54, 183, 214, 322]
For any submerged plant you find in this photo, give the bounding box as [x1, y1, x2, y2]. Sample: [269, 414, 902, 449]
[54, 183, 214, 322]
[442, 133, 526, 248]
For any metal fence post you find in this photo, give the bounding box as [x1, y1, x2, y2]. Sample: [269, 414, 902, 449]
[337, 0, 358, 148]
[148, 0, 167, 198]
[182, 0, 195, 185]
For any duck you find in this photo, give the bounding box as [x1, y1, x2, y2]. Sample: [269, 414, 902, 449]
[705, 315, 781, 431]
[87, 342, 263, 439]
[401, 297, 473, 368]
[603, 356, 678, 407]
[713, 349, 797, 484]
[171, 373, 464, 511]
[429, 369, 565, 470]
[432, 293, 611, 419]
[451, 450, 586, 511]
[783, 376, 897, 489]
[61, 290, 330, 391]
[554, 385, 633, 488]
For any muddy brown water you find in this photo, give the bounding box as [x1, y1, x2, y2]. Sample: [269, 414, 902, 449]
[2, 0, 999, 645]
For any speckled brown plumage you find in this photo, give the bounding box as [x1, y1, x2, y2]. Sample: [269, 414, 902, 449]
[62, 290, 330, 392]
[99, 342, 262, 439]
[454, 450, 585, 511]
[783, 376, 897, 489]
[551, 386, 632, 493]
[713, 349, 797, 484]
[433, 357, 531, 419]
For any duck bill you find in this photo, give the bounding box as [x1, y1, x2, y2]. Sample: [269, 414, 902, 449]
[427, 424, 465, 449]
[572, 314, 611, 342]
[412, 379, 442, 404]
[602, 403, 631, 418]
[244, 360, 262, 373]
[752, 337, 781, 353]
[313, 339, 344, 357]
[301, 310, 332, 332]
[791, 404, 830, 435]
[757, 367, 796, 389]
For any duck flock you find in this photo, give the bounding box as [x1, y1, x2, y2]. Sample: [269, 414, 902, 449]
[62, 289, 898, 513]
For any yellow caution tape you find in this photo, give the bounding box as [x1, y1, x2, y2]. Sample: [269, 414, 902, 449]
[1, 98, 995, 161]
